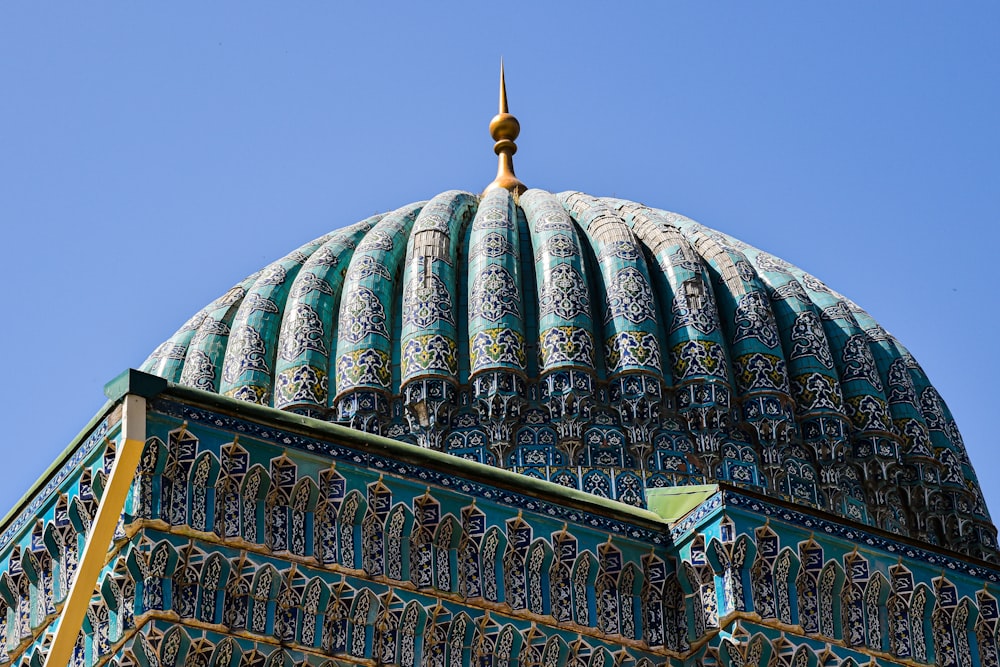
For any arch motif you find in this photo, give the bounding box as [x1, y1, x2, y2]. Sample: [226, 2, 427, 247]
[503, 516, 531, 610]
[493, 624, 522, 667]
[298, 577, 328, 648]
[214, 441, 248, 538]
[954, 597, 976, 667]
[323, 581, 354, 654]
[818, 559, 843, 639]
[718, 632, 771, 667]
[172, 557, 199, 619]
[618, 562, 641, 639]
[265, 456, 297, 552]
[142, 541, 177, 612]
[158, 625, 190, 667]
[976, 589, 1000, 667]
[549, 530, 576, 623]
[136, 437, 167, 520]
[774, 548, 799, 626]
[397, 601, 426, 667]
[460, 505, 485, 599]
[338, 490, 366, 569]
[315, 467, 346, 561]
[249, 565, 280, 635]
[273, 577, 302, 644]
[84, 602, 110, 660]
[288, 476, 317, 556]
[540, 634, 569, 667]
[188, 451, 220, 532]
[842, 552, 869, 647]
[197, 553, 227, 624]
[446, 613, 473, 667]
[572, 551, 597, 627]
[240, 465, 270, 545]
[385, 504, 413, 582]
[910, 583, 933, 664]
[663, 574, 693, 651]
[526, 539, 553, 616]
[481, 527, 506, 604]
[796, 541, 822, 634]
[887, 564, 914, 659]
[641, 553, 666, 647]
[864, 571, 889, 652]
[223, 570, 250, 630]
[210, 637, 240, 667]
[348, 589, 379, 659]
[789, 644, 817, 667]
[412, 493, 441, 588]
[375, 594, 402, 666]
[434, 515, 461, 592]
[162, 429, 198, 527]
[596, 541, 624, 636]
[361, 503, 384, 577]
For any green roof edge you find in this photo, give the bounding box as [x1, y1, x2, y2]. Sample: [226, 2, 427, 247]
[645, 485, 720, 523]
[104, 367, 169, 402]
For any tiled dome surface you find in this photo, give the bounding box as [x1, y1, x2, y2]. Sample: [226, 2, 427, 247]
[143, 188, 997, 558]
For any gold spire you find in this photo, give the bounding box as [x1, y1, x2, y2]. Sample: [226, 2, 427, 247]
[485, 60, 527, 195]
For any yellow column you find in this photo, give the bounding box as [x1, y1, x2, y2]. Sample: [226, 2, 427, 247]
[45, 395, 146, 667]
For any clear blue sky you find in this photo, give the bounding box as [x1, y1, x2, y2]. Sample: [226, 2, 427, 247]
[2, 4, 998, 517]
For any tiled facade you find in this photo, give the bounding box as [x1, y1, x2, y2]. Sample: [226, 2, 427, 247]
[2, 388, 999, 666]
[3, 187, 996, 666]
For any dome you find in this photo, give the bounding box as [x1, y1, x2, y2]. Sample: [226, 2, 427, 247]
[142, 187, 996, 556]
[140, 70, 997, 559]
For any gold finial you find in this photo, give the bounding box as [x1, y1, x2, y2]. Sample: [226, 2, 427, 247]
[485, 60, 527, 195]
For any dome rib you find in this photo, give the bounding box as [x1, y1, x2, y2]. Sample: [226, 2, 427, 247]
[468, 189, 526, 378]
[468, 189, 530, 458]
[399, 191, 478, 448]
[220, 234, 333, 405]
[273, 215, 381, 415]
[612, 203, 734, 439]
[559, 192, 666, 453]
[520, 189, 598, 454]
[673, 220, 797, 477]
[334, 203, 424, 431]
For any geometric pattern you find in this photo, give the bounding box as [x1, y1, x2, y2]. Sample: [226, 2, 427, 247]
[469, 265, 520, 323]
[538, 264, 589, 321]
[605, 331, 660, 374]
[604, 267, 655, 325]
[404, 273, 454, 329]
[337, 348, 392, 390]
[402, 334, 458, 377]
[539, 326, 595, 368]
[340, 287, 390, 344]
[470, 328, 526, 371]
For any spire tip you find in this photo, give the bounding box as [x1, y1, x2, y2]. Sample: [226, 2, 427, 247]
[485, 61, 526, 195]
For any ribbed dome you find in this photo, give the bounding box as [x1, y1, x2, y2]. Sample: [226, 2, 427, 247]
[143, 189, 997, 558]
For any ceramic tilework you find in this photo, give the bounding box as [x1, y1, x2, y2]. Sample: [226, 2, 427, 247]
[142, 190, 995, 559]
[5, 399, 1000, 667]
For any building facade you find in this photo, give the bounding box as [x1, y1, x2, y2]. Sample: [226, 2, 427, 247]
[2, 82, 998, 667]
